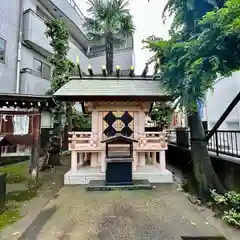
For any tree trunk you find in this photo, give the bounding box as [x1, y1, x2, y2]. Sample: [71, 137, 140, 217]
[105, 33, 114, 75]
[29, 142, 39, 182]
[188, 109, 225, 198]
[48, 99, 63, 166]
[29, 114, 41, 181]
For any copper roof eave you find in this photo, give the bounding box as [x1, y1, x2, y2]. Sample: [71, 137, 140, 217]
[55, 95, 173, 102]
[68, 75, 154, 81]
[0, 93, 52, 102]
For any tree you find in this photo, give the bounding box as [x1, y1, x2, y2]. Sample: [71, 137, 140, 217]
[72, 110, 92, 131]
[45, 19, 75, 166]
[162, 0, 225, 38]
[149, 103, 174, 130]
[143, 0, 240, 197]
[84, 0, 135, 74]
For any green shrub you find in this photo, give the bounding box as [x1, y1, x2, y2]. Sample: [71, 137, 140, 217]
[210, 189, 240, 228]
[222, 209, 240, 228]
[0, 162, 28, 184]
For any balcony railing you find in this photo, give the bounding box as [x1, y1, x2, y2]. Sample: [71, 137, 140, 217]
[88, 37, 134, 57]
[65, 0, 85, 24]
[20, 68, 50, 95]
[23, 9, 53, 54]
[167, 129, 240, 158]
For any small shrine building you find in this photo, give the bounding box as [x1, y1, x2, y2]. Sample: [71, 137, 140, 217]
[54, 68, 173, 185]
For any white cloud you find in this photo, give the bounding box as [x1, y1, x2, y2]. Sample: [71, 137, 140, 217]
[75, 0, 172, 74]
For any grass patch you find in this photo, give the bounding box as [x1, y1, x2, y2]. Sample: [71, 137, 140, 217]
[7, 184, 41, 202]
[0, 204, 21, 231]
[0, 161, 28, 184]
[0, 183, 41, 231]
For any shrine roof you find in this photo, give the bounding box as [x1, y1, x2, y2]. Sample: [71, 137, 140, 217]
[53, 75, 172, 101]
[0, 93, 54, 109]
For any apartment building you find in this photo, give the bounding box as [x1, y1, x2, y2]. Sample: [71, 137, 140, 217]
[0, 0, 134, 95]
[0, 0, 134, 156]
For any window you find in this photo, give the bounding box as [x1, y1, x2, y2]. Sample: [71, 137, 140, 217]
[0, 38, 6, 63]
[34, 58, 51, 78]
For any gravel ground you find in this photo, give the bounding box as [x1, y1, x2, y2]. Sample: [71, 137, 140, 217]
[16, 184, 228, 240]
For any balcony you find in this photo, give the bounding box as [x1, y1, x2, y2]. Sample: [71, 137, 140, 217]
[88, 37, 134, 57]
[39, 0, 89, 49]
[23, 9, 53, 55]
[20, 68, 50, 95]
[90, 48, 134, 72]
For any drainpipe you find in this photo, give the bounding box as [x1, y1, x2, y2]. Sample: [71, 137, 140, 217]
[16, 0, 24, 94]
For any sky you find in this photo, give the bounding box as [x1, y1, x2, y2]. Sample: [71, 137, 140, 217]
[75, 0, 172, 74]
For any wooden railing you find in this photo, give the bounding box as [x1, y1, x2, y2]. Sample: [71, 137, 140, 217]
[137, 132, 167, 149]
[68, 132, 100, 150]
[68, 131, 168, 151]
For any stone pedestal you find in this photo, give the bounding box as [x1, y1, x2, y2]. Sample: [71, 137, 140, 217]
[71, 151, 78, 171]
[159, 150, 166, 173]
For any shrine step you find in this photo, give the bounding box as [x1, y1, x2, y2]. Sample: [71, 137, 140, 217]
[86, 179, 153, 191]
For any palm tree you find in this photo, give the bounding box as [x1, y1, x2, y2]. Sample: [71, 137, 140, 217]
[84, 0, 135, 75]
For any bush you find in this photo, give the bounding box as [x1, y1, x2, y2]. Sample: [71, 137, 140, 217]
[210, 189, 240, 228]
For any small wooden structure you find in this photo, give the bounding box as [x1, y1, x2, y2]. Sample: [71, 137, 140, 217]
[54, 67, 173, 185]
[0, 94, 53, 172]
[102, 134, 138, 185]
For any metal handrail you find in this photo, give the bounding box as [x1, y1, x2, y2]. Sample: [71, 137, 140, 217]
[167, 129, 240, 158]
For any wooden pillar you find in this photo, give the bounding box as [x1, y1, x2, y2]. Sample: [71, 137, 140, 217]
[71, 151, 78, 171]
[91, 152, 98, 167]
[133, 112, 139, 138]
[152, 152, 157, 164]
[101, 151, 106, 172]
[132, 150, 137, 171]
[146, 152, 151, 164]
[91, 110, 98, 133]
[159, 150, 166, 173]
[138, 111, 145, 133]
[138, 152, 145, 167]
[138, 111, 145, 167]
[79, 152, 83, 166]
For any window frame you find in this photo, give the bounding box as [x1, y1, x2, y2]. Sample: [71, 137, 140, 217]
[33, 58, 51, 78]
[0, 37, 6, 64]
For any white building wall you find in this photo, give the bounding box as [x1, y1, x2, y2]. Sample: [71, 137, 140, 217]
[205, 72, 240, 130]
[0, 0, 21, 93]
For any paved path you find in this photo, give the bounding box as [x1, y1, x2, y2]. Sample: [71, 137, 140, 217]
[16, 184, 228, 240]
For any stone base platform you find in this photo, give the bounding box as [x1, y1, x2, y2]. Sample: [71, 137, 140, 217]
[86, 179, 153, 191]
[64, 165, 173, 185]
